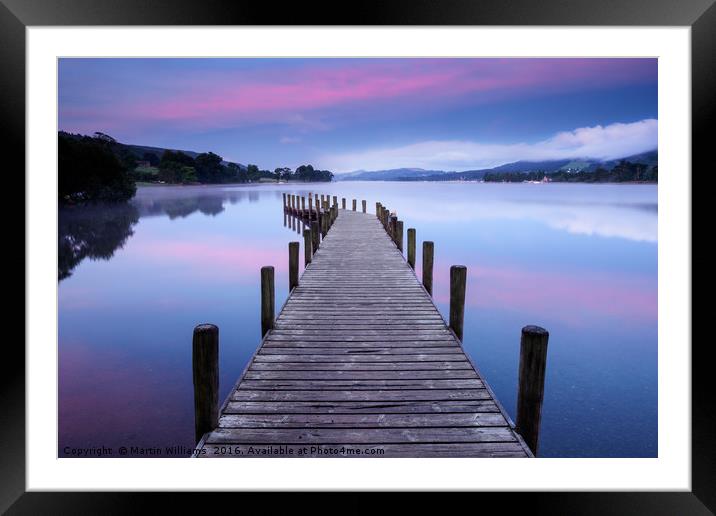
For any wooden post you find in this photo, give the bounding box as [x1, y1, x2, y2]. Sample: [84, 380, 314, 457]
[289, 242, 299, 291]
[282, 192, 286, 208]
[362, 200, 366, 213]
[192, 324, 218, 444]
[449, 265, 467, 341]
[303, 229, 312, 266]
[333, 195, 337, 206]
[309, 196, 313, 215]
[390, 215, 398, 243]
[516, 326, 549, 456]
[352, 199, 357, 211]
[396, 220, 404, 253]
[376, 202, 381, 217]
[407, 228, 416, 269]
[261, 266, 275, 336]
[321, 211, 327, 237]
[311, 220, 320, 253]
[342, 198, 346, 209]
[301, 196, 305, 211]
[422, 241, 434, 296]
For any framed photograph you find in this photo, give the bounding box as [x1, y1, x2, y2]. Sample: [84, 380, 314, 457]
[6, 0, 711, 511]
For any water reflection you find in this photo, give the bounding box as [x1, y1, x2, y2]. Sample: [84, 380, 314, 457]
[58, 182, 657, 457]
[59, 203, 139, 280]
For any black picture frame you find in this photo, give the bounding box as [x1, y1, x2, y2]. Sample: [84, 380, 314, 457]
[4, 0, 710, 512]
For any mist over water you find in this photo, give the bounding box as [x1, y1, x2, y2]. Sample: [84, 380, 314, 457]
[58, 182, 657, 457]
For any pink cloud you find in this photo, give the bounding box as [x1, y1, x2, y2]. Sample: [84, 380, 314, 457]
[61, 58, 656, 134]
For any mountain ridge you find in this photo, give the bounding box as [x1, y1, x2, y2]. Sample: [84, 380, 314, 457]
[335, 150, 658, 181]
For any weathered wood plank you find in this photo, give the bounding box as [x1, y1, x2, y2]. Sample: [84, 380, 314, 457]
[248, 361, 474, 371]
[252, 353, 469, 362]
[223, 400, 501, 414]
[236, 379, 485, 390]
[218, 412, 506, 428]
[205, 426, 518, 444]
[198, 209, 529, 458]
[231, 389, 492, 402]
[243, 369, 480, 379]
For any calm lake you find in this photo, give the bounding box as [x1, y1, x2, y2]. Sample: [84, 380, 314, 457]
[58, 182, 657, 458]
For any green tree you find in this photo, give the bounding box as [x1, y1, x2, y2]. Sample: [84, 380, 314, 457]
[195, 152, 224, 183]
[58, 133, 136, 203]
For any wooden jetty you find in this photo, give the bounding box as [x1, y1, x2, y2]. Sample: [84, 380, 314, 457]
[193, 195, 547, 458]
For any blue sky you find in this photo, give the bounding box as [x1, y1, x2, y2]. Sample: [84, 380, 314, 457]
[59, 58, 658, 172]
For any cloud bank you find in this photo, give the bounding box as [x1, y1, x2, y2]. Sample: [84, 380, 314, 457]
[325, 119, 657, 173]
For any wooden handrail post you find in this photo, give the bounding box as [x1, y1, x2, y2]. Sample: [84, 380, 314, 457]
[376, 202, 381, 217]
[311, 220, 320, 253]
[289, 242, 299, 291]
[516, 326, 549, 456]
[407, 228, 416, 269]
[352, 199, 357, 211]
[390, 215, 398, 243]
[342, 197, 346, 209]
[333, 195, 337, 206]
[303, 229, 312, 266]
[192, 324, 219, 445]
[261, 266, 275, 336]
[362, 200, 366, 213]
[449, 265, 467, 341]
[422, 241, 434, 296]
[282, 192, 286, 208]
[396, 220, 404, 253]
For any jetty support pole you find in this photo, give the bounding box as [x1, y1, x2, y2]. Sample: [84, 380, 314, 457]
[396, 220, 404, 253]
[311, 220, 320, 253]
[407, 228, 416, 269]
[362, 200, 366, 213]
[303, 229, 312, 266]
[289, 242, 299, 290]
[342, 197, 346, 209]
[449, 265, 467, 341]
[352, 199, 357, 211]
[390, 215, 398, 243]
[376, 202, 381, 217]
[261, 266, 275, 336]
[282, 193, 286, 209]
[333, 195, 337, 206]
[193, 324, 219, 445]
[422, 241, 434, 296]
[516, 326, 549, 456]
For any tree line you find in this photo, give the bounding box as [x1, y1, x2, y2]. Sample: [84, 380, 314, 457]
[58, 131, 334, 204]
[483, 161, 657, 183]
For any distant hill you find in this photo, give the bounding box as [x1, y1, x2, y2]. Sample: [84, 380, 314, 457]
[336, 150, 657, 181]
[335, 168, 448, 181]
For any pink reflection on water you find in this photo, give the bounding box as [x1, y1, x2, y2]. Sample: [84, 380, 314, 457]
[132, 237, 289, 282]
[432, 261, 656, 326]
[59, 340, 190, 453]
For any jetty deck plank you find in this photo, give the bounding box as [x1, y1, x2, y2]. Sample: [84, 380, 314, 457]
[197, 209, 530, 458]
